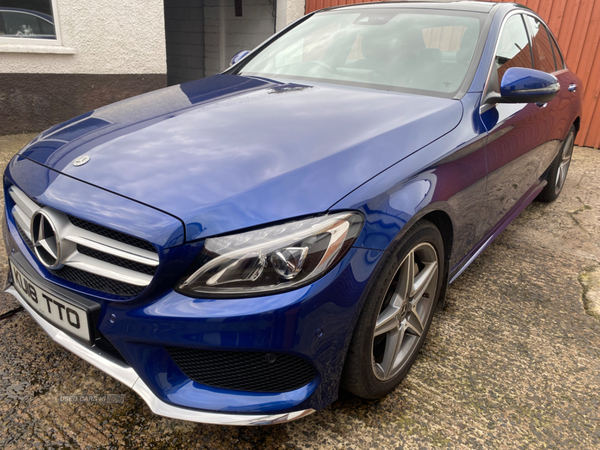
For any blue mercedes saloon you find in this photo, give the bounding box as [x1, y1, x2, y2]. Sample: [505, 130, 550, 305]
[4, 1, 582, 425]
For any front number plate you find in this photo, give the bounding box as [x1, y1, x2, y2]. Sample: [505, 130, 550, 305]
[11, 263, 91, 342]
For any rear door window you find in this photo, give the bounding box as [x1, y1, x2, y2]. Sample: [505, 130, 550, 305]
[549, 33, 565, 70]
[524, 16, 557, 73]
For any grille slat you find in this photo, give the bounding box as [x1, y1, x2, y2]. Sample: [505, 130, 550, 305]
[9, 186, 159, 298]
[9, 187, 38, 218]
[77, 245, 157, 276]
[64, 231, 158, 267]
[167, 347, 317, 393]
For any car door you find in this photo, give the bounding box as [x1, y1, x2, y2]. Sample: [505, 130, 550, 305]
[478, 13, 551, 237]
[523, 15, 574, 173]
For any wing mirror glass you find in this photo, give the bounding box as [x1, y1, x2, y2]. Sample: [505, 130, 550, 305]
[230, 50, 250, 66]
[486, 67, 560, 105]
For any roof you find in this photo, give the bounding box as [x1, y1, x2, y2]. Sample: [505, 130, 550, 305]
[322, 1, 502, 14]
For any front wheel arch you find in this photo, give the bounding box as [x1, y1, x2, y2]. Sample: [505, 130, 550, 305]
[394, 209, 453, 309]
[420, 211, 452, 310]
[340, 219, 446, 398]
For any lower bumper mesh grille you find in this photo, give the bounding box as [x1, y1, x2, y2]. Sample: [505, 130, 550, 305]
[166, 347, 317, 393]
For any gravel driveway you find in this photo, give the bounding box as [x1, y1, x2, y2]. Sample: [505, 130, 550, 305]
[1, 134, 599, 450]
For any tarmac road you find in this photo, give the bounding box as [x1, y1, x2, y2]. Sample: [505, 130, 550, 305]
[0, 133, 599, 449]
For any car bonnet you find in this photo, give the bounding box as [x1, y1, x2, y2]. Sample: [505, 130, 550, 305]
[18, 74, 463, 242]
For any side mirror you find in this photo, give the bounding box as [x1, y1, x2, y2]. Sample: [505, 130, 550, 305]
[230, 50, 250, 66]
[485, 67, 560, 105]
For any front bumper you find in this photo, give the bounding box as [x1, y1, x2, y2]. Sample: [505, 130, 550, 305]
[6, 284, 315, 425]
[4, 194, 384, 422]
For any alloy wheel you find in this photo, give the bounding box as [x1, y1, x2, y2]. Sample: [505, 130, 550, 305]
[372, 242, 438, 381]
[555, 132, 575, 194]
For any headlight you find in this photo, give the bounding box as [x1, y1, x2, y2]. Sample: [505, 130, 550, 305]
[176, 212, 364, 297]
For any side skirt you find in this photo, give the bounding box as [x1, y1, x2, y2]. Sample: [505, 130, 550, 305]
[449, 180, 547, 284]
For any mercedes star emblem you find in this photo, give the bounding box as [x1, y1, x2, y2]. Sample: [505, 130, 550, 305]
[72, 155, 91, 166]
[31, 210, 62, 269]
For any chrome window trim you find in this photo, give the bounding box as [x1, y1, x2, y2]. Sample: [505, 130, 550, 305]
[7, 285, 315, 425]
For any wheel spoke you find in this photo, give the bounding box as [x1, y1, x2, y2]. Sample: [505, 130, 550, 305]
[403, 314, 422, 337]
[556, 133, 574, 190]
[556, 165, 565, 189]
[374, 311, 399, 337]
[412, 261, 438, 305]
[409, 303, 425, 332]
[378, 325, 405, 378]
[397, 250, 415, 300]
[558, 161, 569, 188]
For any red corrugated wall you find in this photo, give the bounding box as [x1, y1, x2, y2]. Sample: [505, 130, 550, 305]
[304, 0, 600, 148]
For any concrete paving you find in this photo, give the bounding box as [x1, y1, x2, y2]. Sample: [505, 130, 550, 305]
[0, 133, 599, 450]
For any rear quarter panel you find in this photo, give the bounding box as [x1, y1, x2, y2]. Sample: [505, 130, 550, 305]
[542, 69, 583, 171]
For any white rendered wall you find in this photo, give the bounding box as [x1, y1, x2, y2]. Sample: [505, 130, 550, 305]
[277, 0, 306, 32]
[0, 0, 167, 75]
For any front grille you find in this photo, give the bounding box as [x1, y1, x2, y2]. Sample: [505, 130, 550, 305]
[166, 347, 317, 393]
[8, 186, 159, 298]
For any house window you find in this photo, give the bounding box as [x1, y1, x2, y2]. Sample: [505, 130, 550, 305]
[0, 0, 60, 44]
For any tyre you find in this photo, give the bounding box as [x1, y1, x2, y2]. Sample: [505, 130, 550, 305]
[341, 220, 444, 399]
[537, 125, 576, 203]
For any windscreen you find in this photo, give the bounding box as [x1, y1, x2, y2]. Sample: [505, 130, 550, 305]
[237, 9, 483, 95]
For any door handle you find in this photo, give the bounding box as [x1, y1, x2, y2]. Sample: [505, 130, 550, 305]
[536, 102, 547, 108]
[568, 83, 577, 92]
